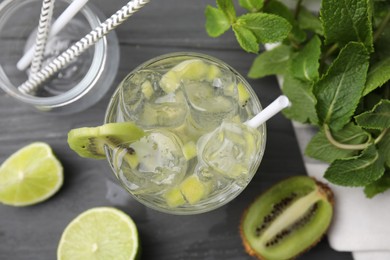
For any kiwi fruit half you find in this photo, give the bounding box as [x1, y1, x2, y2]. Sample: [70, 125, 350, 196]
[240, 176, 334, 260]
[67, 122, 145, 160]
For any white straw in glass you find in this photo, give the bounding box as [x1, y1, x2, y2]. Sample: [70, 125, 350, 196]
[29, 0, 56, 76]
[245, 95, 291, 128]
[18, 0, 150, 94]
[17, 0, 89, 71]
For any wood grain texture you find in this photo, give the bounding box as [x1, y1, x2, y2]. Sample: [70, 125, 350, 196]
[0, 0, 353, 259]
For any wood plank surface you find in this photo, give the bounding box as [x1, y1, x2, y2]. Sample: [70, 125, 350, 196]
[0, 0, 353, 259]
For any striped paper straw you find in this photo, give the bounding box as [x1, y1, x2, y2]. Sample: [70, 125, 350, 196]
[17, 0, 89, 71]
[18, 0, 150, 94]
[29, 0, 55, 77]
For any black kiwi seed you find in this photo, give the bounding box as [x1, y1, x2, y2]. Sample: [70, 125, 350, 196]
[127, 147, 135, 155]
[241, 100, 248, 108]
[265, 203, 319, 248]
[255, 192, 298, 237]
[118, 145, 136, 155]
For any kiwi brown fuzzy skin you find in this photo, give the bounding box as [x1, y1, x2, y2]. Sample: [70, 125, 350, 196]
[239, 176, 334, 260]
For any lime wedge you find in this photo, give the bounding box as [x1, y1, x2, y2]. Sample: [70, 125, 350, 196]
[57, 207, 139, 260]
[0, 142, 63, 206]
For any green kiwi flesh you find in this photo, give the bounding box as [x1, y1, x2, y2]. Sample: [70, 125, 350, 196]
[240, 176, 334, 260]
[67, 122, 145, 159]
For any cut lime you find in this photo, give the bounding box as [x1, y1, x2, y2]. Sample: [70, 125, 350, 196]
[57, 207, 140, 260]
[0, 142, 63, 206]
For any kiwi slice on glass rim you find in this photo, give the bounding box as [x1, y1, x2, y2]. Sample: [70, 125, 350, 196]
[67, 122, 145, 168]
[240, 176, 334, 260]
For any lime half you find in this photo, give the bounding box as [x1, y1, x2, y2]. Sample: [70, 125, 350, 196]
[0, 142, 63, 206]
[57, 207, 140, 260]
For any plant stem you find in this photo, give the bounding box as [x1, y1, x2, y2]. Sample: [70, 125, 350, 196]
[324, 124, 370, 150]
[373, 11, 390, 42]
[322, 43, 339, 61]
[319, 43, 338, 73]
[294, 0, 304, 19]
[374, 128, 389, 145]
[288, 34, 301, 49]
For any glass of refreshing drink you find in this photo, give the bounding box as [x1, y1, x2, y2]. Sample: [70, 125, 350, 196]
[104, 52, 266, 214]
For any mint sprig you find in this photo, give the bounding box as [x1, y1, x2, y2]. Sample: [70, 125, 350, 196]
[248, 44, 292, 78]
[205, 0, 291, 53]
[291, 35, 321, 82]
[204, 0, 390, 197]
[282, 72, 318, 125]
[364, 57, 390, 95]
[314, 42, 369, 131]
[306, 123, 370, 163]
[321, 0, 374, 52]
[239, 0, 264, 13]
[355, 99, 390, 129]
[205, 6, 231, 37]
[324, 145, 385, 187]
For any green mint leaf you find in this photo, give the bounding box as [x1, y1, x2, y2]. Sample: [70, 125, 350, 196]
[298, 7, 324, 35]
[282, 72, 318, 125]
[217, 0, 236, 23]
[364, 170, 390, 198]
[363, 57, 390, 96]
[263, 0, 294, 23]
[314, 42, 369, 131]
[321, 0, 373, 52]
[239, 0, 264, 12]
[248, 44, 291, 78]
[263, 0, 306, 43]
[305, 123, 370, 163]
[289, 24, 307, 44]
[291, 35, 321, 82]
[324, 145, 385, 187]
[205, 6, 231, 37]
[237, 13, 292, 44]
[355, 100, 390, 130]
[232, 24, 259, 53]
[377, 130, 390, 168]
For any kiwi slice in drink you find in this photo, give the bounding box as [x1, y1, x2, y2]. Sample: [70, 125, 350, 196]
[240, 176, 334, 260]
[159, 59, 210, 93]
[67, 123, 145, 167]
[180, 175, 212, 205]
[164, 186, 186, 208]
[181, 141, 197, 160]
[164, 175, 213, 207]
[237, 82, 251, 107]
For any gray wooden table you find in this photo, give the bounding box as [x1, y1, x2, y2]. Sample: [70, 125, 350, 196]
[0, 0, 353, 259]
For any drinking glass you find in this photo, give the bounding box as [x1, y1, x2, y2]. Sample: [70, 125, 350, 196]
[0, 0, 119, 114]
[105, 52, 266, 214]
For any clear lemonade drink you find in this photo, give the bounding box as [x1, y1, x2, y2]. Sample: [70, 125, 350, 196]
[105, 53, 266, 214]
